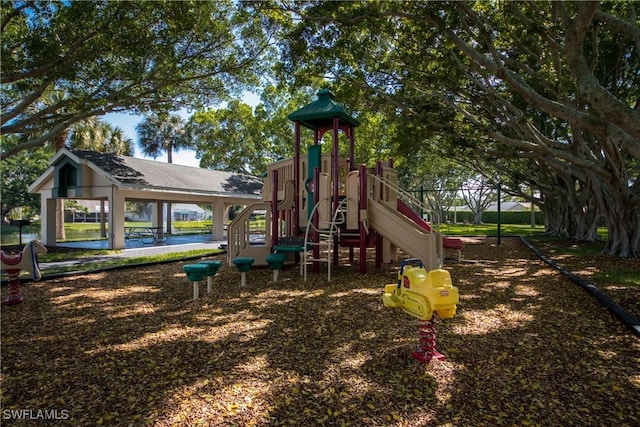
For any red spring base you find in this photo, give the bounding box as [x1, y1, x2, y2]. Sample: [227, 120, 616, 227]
[3, 272, 23, 305]
[411, 349, 446, 363]
[411, 317, 446, 364]
[4, 294, 24, 305]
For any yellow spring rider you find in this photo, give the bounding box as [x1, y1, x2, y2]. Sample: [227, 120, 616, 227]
[382, 258, 459, 363]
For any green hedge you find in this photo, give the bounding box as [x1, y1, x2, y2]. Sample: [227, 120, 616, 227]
[444, 211, 544, 224]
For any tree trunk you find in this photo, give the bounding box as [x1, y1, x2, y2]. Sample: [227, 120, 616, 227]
[542, 198, 571, 237]
[569, 182, 600, 243]
[473, 209, 483, 225]
[601, 192, 640, 258]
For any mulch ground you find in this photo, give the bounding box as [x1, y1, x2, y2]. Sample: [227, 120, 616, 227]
[1, 237, 638, 426]
[529, 239, 640, 323]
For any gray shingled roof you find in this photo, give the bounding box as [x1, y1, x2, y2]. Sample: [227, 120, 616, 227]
[69, 149, 263, 198]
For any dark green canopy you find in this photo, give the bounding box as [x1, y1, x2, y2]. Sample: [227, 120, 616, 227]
[287, 89, 360, 130]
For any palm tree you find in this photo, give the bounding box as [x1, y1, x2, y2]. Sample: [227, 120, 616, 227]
[136, 112, 192, 233]
[136, 112, 189, 162]
[104, 127, 134, 156]
[69, 118, 133, 236]
[70, 119, 133, 155]
[68, 117, 106, 151]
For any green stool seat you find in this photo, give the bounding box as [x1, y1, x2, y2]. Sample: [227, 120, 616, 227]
[232, 257, 254, 272]
[183, 263, 208, 281]
[266, 253, 286, 269]
[198, 260, 223, 293]
[232, 257, 254, 286]
[266, 253, 286, 282]
[182, 264, 209, 300]
[199, 260, 223, 275]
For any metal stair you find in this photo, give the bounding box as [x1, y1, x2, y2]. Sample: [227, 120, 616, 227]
[302, 198, 347, 281]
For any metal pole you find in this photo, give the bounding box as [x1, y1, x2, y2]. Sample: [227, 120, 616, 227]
[497, 183, 502, 246]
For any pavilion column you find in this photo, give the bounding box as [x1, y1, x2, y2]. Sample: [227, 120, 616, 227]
[108, 186, 126, 249]
[151, 202, 165, 239]
[40, 195, 57, 247]
[211, 200, 226, 240]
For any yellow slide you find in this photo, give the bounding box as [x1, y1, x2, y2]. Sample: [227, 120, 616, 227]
[367, 197, 442, 271]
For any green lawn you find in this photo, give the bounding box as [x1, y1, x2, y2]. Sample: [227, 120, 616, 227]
[5, 220, 605, 240]
[439, 223, 609, 240]
[3, 221, 615, 277]
[40, 249, 222, 276]
[439, 223, 546, 237]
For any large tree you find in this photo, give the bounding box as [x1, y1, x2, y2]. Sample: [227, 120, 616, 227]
[187, 84, 403, 176]
[136, 112, 190, 232]
[1, 0, 271, 160]
[267, 1, 640, 257]
[0, 140, 49, 223]
[186, 86, 315, 175]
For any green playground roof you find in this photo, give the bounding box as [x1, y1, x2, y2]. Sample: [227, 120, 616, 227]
[287, 89, 361, 130]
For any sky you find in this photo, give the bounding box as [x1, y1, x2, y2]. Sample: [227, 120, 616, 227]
[103, 91, 261, 168]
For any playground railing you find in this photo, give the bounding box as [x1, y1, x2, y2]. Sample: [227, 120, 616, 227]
[227, 201, 272, 266]
[262, 157, 295, 202]
[367, 173, 440, 229]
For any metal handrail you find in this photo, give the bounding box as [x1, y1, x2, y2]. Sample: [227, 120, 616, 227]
[303, 197, 338, 281]
[367, 173, 441, 229]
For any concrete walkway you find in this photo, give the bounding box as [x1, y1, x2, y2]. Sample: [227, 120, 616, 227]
[38, 234, 226, 272]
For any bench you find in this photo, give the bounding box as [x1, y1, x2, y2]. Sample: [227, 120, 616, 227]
[139, 231, 156, 244]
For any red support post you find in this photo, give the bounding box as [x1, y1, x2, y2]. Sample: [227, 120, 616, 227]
[293, 122, 301, 233]
[271, 169, 279, 246]
[375, 161, 383, 268]
[359, 164, 367, 274]
[332, 117, 340, 266]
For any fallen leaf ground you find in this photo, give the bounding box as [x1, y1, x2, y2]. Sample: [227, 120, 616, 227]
[1, 237, 638, 426]
[530, 239, 640, 322]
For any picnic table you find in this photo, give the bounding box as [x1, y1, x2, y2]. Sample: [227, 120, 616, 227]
[124, 226, 167, 244]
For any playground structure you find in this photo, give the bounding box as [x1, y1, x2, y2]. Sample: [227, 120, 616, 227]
[1, 240, 48, 305]
[227, 89, 463, 278]
[382, 258, 459, 363]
